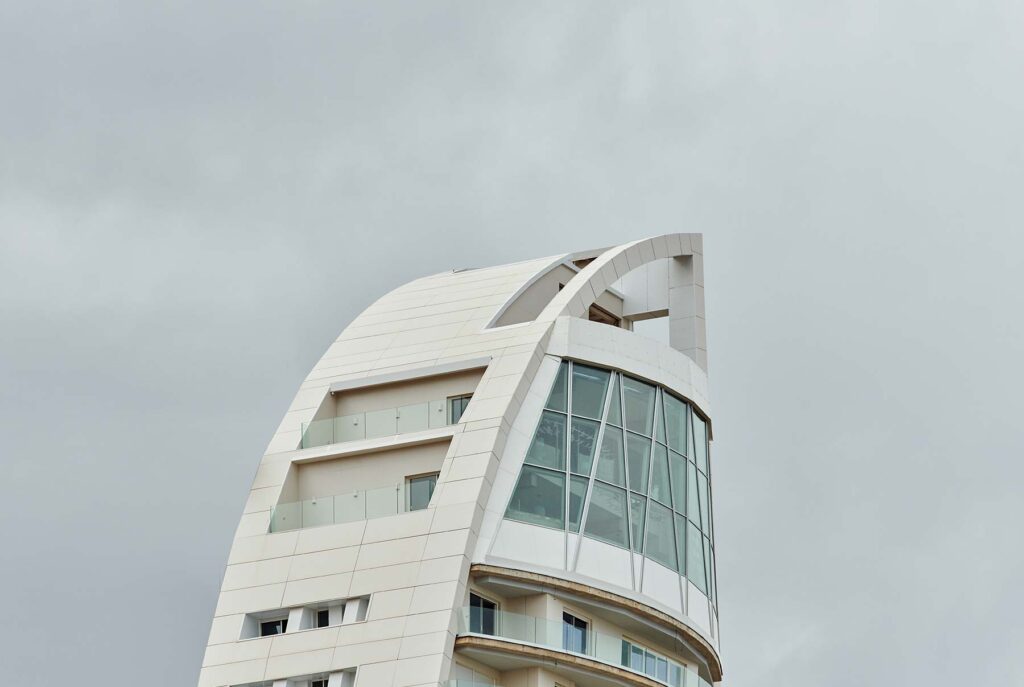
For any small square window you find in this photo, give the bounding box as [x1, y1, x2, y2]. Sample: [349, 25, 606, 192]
[311, 678, 328, 687]
[317, 609, 330, 628]
[448, 394, 472, 424]
[259, 618, 287, 636]
[406, 473, 439, 511]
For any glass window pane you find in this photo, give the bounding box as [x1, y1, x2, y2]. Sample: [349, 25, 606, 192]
[645, 651, 656, 677]
[703, 536, 713, 602]
[629, 493, 646, 553]
[568, 476, 588, 533]
[606, 375, 622, 426]
[470, 593, 497, 635]
[687, 461, 701, 525]
[595, 425, 626, 487]
[687, 521, 707, 594]
[645, 502, 677, 571]
[650, 444, 671, 506]
[407, 474, 437, 511]
[524, 411, 566, 470]
[655, 391, 667, 445]
[664, 394, 688, 454]
[546, 362, 568, 411]
[711, 544, 718, 608]
[631, 644, 644, 671]
[505, 466, 565, 529]
[669, 450, 687, 514]
[570, 417, 600, 476]
[571, 364, 610, 419]
[698, 471, 711, 536]
[674, 513, 688, 573]
[693, 414, 708, 474]
[562, 612, 588, 653]
[626, 432, 651, 494]
[317, 609, 329, 628]
[656, 658, 668, 681]
[583, 482, 629, 548]
[622, 377, 656, 435]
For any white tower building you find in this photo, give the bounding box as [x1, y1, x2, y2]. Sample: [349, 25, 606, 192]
[199, 234, 720, 687]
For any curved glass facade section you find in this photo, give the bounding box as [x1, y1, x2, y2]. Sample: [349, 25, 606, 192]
[505, 360, 718, 609]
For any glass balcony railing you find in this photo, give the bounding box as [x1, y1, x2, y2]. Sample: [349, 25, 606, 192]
[301, 399, 452, 449]
[270, 484, 407, 533]
[456, 607, 711, 687]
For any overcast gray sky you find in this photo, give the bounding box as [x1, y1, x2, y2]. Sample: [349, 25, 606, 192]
[2, 2, 1022, 685]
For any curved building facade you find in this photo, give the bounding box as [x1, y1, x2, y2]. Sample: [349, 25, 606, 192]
[199, 234, 720, 687]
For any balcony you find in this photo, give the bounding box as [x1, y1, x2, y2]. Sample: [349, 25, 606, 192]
[456, 607, 711, 687]
[300, 398, 466, 449]
[270, 476, 436, 533]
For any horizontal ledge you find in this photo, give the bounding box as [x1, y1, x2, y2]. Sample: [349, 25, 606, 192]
[469, 563, 722, 682]
[329, 356, 492, 394]
[281, 426, 459, 465]
[454, 635, 667, 687]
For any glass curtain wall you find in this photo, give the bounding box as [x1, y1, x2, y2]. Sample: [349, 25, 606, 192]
[505, 360, 717, 610]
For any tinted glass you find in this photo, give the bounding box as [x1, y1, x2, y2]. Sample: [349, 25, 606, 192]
[568, 476, 588, 533]
[687, 521, 707, 593]
[664, 394, 688, 454]
[583, 482, 629, 548]
[655, 391, 667, 445]
[546, 362, 568, 411]
[505, 465, 565, 529]
[674, 513, 688, 572]
[571, 364, 609, 419]
[260, 619, 286, 636]
[645, 501, 677, 571]
[622, 376, 656, 435]
[562, 612, 588, 653]
[469, 593, 497, 635]
[697, 471, 711, 536]
[629, 493, 646, 553]
[687, 461, 701, 525]
[668, 450, 687, 514]
[626, 432, 651, 494]
[693, 414, 708, 474]
[650, 444, 671, 506]
[317, 609, 330, 627]
[524, 411, 566, 470]
[606, 375, 622, 426]
[408, 473, 437, 511]
[595, 426, 626, 486]
[569, 417, 600, 475]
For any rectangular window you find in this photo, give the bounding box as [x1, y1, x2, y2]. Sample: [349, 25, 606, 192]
[448, 394, 473, 424]
[582, 481, 629, 548]
[469, 592, 497, 635]
[506, 465, 565, 529]
[524, 410, 567, 470]
[317, 608, 330, 628]
[259, 618, 288, 636]
[621, 639, 680, 683]
[311, 679, 328, 687]
[406, 473, 439, 511]
[562, 611, 588, 654]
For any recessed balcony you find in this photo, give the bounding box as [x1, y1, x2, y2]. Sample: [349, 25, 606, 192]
[270, 473, 437, 533]
[300, 397, 469, 449]
[455, 606, 712, 687]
